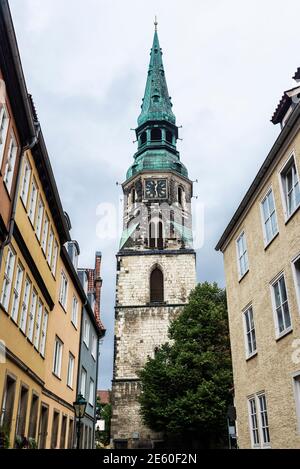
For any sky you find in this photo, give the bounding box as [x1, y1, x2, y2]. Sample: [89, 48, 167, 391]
[8, 0, 300, 389]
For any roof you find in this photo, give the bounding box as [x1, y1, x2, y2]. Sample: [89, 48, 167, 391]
[138, 29, 175, 126]
[271, 86, 300, 125]
[215, 100, 300, 252]
[293, 67, 300, 81]
[126, 148, 188, 180]
[97, 390, 111, 405]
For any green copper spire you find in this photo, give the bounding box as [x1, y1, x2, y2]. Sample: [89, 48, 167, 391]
[138, 24, 176, 126]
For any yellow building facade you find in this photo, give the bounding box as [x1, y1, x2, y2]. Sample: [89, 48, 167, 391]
[216, 74, 300, 448]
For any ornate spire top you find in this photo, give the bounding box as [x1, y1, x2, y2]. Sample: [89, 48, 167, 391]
[137, 24, 176, 126]
[154, 15, 158, 32]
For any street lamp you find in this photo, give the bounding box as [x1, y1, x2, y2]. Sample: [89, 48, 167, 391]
[73, 393, 87, 449]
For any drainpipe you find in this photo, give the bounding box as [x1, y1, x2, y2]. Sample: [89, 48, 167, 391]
[0, 120, 40, 269]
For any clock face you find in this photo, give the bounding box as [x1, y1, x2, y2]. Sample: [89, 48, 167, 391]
[145, 179, 167, 199]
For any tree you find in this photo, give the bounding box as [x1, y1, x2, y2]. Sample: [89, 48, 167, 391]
[95, 396, 112, 448]
[138, 282, 233, 449]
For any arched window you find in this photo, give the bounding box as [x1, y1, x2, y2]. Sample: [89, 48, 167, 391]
[150, 268, 164, 303]
[140, 132, 147, 145]
[178, 186, 183, 205]
[166, 130, 173, 144]
[151, 128, 161, 141]
[149, 220, 164, 249]
[132, 188, 136, 204]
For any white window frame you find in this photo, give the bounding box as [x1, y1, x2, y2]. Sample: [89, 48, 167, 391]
[242, 305, 257, 359]
[248, 392, 271, 448]
[59, 271, 68, 310]
[260, 187, 279, 246]
[71, 295, 78, 328]
[28, 178, 38, 225]
[34, 300, 43, 350]
[41, 213, 49, 254]
[91, 334, 97, 360]
[3, 132, 18, 194]
[0, 247, 16, 311]
[53, 336, 63, 378]
[270, 272, 292, 339]
[279, 153, 300, 221]
[51, 240, 58, 276]
[88, 379, 95, 406]
[67, 353, 75, 389]
[19, 277, 31, 334]
[10, 262, 24, 323]
[248, 396, 260, 448]
[20, 156, 32, 207]
[47, 228, 54, 266]
[80, 368, 87, 398]
[35, 196, 44, 241]
[292, 253, 300, 313]
[236, 231, 249, 279]
[40, 309, 48, 357]
[0, 103, 10, 170]
[83, 318, 90, 348]
[27, 288, 38, 342]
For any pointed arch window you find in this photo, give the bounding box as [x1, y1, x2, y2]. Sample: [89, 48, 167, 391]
[150, 268, 164, 303]
[178, 186, 183, 206]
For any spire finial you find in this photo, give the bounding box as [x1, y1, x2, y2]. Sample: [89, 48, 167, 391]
[154, 15, 158, 32]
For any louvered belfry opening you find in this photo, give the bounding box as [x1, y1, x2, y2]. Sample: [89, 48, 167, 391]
[150, 267, 164, 303]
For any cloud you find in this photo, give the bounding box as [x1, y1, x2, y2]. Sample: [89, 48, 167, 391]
[9, 0, 300, 388]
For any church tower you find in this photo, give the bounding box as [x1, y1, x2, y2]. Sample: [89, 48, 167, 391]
[111, 23, 197, 449]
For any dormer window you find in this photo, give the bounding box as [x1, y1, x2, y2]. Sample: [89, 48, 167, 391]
[151, 128, 161, 141]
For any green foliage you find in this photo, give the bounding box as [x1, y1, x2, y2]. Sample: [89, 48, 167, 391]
[138, 282, 233, 448]
[95, 402, 112, 447]
[0, 422, 10, 449]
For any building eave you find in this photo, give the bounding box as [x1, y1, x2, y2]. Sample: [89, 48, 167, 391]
[215, 101, 300, 252]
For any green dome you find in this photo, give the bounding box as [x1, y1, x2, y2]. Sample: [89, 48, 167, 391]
[126, 149, 188, 180]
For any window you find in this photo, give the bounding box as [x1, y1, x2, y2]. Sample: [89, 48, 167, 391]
[71, 296, 78, 328]
[149, 220, 164, 250]
[258, 394, 270, 445]
[83, 318, 90, 348]
[47, 228, 54, 266]
[15, 386, 29, 439]
[236, 231, 249, 278]
[150, 267, 164, 303]
[91, 334, 97, 360]
[151, 128, 161, 141]
[243, 306, 257, 358]
[28, 178, 38, 225]
[20, 157, 31, 207]
[261, 189, 278, 245]
[19, 277, 31, 334]
[80, 368, 87, 398]
[0, 374, 16, 431]
[3, 133, 17, 193]
[38, 404, 49, 449]
[271, 274, 291, 336]
[0, 247, 15, 311]
[60, 415, 67, 449]
[68, 419, 74, 449]
[51, 240, 58, 276]
[248, 393, 270, 448]
[51, 410, 60, 449]
[59, 271, 68, 310]
[292, 255, 300, 311]
[53, 336, 63, 377]
[41, 213, 49, 254]
[178, 186, 183, 206]
[35, 197, 44, 241]
[34, 300, 43, 350]
[40, 310, 48, 357]
[28, 394, 39, 439]
[67, 353, 75, 388]
[10, 263, 24, 323]
[294, 374, 300, 433]
[140, 131, 147, 145]
[0, 104, 9, 169]
[166, 129, 173, 144]
[281, 156, 300, 218]
[27, 289, 38, 342]
[89, 379, 95, 406]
